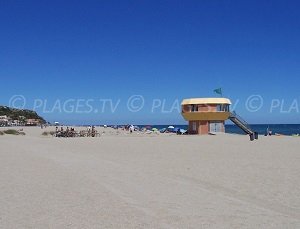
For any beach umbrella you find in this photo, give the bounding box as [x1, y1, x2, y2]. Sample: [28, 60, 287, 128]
[168, 126, 175, 129]
[160, 128, 167, 133]
[174, 127, 180, 131]
[180, 129, 187, 134]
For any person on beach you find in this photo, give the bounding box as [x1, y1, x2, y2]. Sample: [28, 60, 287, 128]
[87, 126, 91, 136]
[91, 126, 95, 137]
[129, 125, 134, 133]
[265, 127, 272, 136]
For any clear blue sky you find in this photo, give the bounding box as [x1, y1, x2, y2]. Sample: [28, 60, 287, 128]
[1, 0, 300, 124]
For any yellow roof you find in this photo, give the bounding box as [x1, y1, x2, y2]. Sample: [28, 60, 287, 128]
[181, 98, 232, 105]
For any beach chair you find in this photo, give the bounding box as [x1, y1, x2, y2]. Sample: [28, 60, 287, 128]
[94, 130, 101, 137]
[79, 130, 86, 137]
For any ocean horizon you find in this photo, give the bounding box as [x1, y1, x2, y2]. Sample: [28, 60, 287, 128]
[72, 124, 300, 136]
[142, 124, 300, 135]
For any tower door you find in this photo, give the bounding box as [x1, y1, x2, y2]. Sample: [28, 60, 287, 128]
[209, 122, 223, 133]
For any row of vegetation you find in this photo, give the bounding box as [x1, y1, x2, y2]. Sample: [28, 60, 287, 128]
[0, 129, 26, 135]
[42, 131, 56, 136]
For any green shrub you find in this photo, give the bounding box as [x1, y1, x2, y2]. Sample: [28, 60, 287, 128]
[42, 131, 49, 136]
[42, 131, 55, 136]
[3, 129, 20, 135]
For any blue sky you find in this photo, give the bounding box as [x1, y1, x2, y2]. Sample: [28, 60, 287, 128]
[1, 0, 300, 124]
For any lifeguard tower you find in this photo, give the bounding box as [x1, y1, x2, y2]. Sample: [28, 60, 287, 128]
[181, 98, 254, 136]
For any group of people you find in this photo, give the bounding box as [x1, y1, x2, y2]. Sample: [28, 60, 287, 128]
[55, 126, 77, 137]
[55, 126, 99, 137]
[124, 125, 135, 133]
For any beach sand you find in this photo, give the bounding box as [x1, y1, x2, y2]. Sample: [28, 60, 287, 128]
[0, 127, 299, 228]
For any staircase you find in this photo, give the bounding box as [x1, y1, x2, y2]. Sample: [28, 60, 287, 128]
[229, 112, 254, 135]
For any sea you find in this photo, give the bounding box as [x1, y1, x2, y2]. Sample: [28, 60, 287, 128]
[78, 124, 300, 136]
[136, 124, 300, 136]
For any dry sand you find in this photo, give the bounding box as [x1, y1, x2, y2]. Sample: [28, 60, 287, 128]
[0, 127, 300, 228]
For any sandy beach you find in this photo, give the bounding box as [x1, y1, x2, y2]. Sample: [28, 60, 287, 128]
[0, 127, 299, 228]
